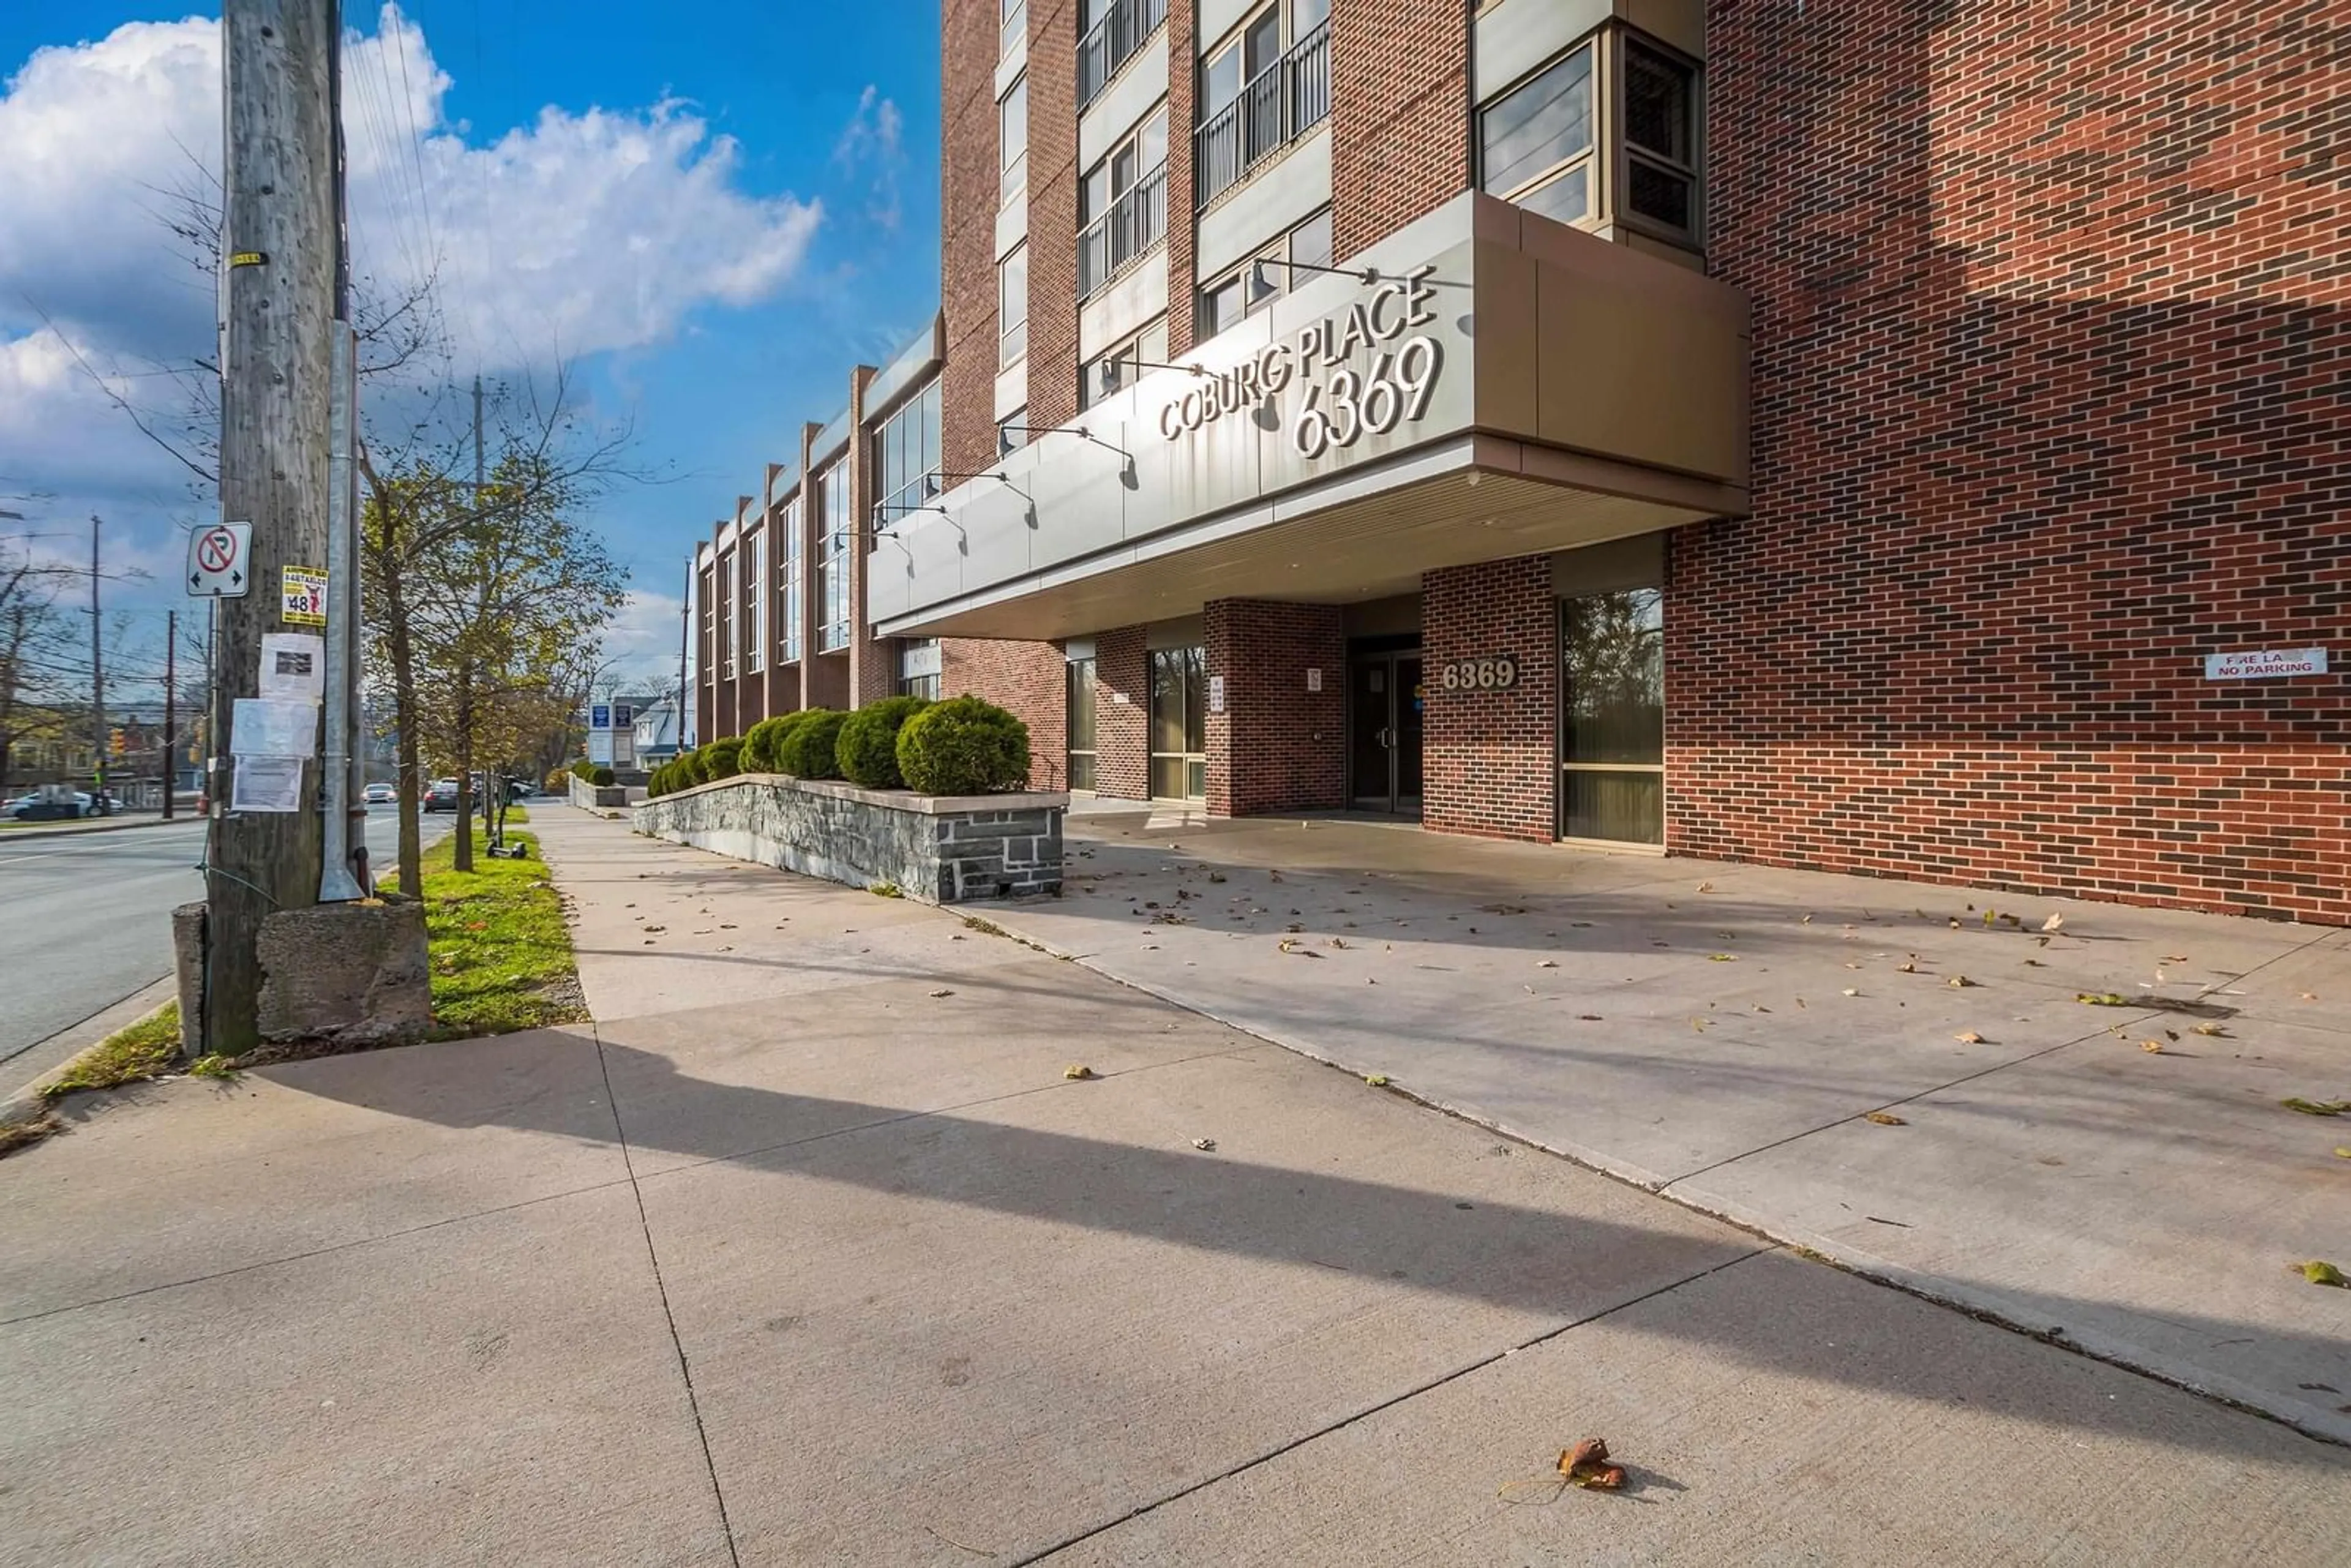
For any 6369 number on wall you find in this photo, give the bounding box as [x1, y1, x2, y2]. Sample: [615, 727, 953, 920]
[1439, 655, 1518, 692]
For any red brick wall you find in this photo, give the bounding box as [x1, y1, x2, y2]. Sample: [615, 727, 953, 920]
[1204, 599, 1346, 814]
[1422, 557, 1554, 841]
[1684, 0, 2351, 922]
[1329, 0, 1468, 258]
[1093, 626, 1150, 799]
[942, 637, 1070, 790]
[1165, 1, 1198, 356]
[1026, 0, 1081, 432]
[940, 0, 1001, 476]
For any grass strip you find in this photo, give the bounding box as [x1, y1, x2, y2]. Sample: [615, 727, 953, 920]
[419, 823, 586, 1040]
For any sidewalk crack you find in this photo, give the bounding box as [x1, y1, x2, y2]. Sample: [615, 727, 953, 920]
[594, 1022, 743, 1568]
[1002, 1244, 1776, 1566]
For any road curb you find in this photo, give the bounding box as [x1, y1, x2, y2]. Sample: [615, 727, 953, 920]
[0, 994, 182, 1161]
[0, 816, 192, 846]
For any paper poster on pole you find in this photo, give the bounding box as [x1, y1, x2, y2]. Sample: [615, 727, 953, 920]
[280, 565, 328, 626]
[230, 697, 319, 758]
[258, 632, 326, 704]
[230, 755, 305, 812]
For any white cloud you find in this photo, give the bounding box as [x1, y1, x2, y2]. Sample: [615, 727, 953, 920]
[0, 4, 822, 585]
[831, 83, 905, 231]
[598, 588, 688, 691]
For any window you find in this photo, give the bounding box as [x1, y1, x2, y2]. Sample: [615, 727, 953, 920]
[1081, 317, 1168, 409]
[1622, 39, 1696, 234]
[999, 244, 1027, 367]
[999, 76, 1027, 204]
[1000, 0, 1024, 59]
[816, 463, 850, 652]
[899, 639, 943, 701]
[716, 550, 736, 680]
[775, 498, 801, 662]
[743, 530, 764, 674]
[873, 379, 942, 530]
[1066, 656, 1098, 790]
[999, 408, 1027, 457]
[1194, 0, 1329, 208]
[1197, 207, 1328, 341]
[1148, 645, 1205, 800]
[1078, 105, 1169, 296]
[699, 566, 716, 684]
[1480, 41, 1595, 225]
[1559, 588, 1663, 844]
[1480, 29, 1701, 245]
[1080, 0, 1168, 105]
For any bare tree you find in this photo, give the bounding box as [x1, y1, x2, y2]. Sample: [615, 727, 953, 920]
[0, 543, 78, 794]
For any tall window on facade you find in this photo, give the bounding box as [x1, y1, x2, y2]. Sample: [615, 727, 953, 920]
[874, 380, 943, 530]
[1480, 41, 1594, 224]
[1081, 317, 1168, 410]
[1198, 207, 1329, 341]
[816, 465, 850, 652]
[743, 530, 764, 674]
[1480, 29, 1701, 246]
[1079, 105, 1168, 298]
[1622, 39, 1696, 236]
[1147, 645, 1205, 800]
[775, 499, 801, 663]
[1558, 588, 1663, 844]
[999, 244, 1028, 367]
[699, 567, 716, 684]
[1000, 75, 1027, 205]
[1000, 0, 1024, 58]
[716, 551, 736, 680]
[1065, 656, 1098, 790]
[1195, 0, 1330, 208]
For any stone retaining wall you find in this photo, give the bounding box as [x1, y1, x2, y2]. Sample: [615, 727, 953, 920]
[632, 775, 1065, 903]
[568, 775, 628, 810]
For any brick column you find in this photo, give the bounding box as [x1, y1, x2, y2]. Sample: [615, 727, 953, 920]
[1422, 557, 1555, 841]
[1026, 0, 1080, 432]
[1329, 0, 1469, 258]
[1204, 599, 1345, 816]
[1093, 625, 1150, 800]
[1165, 0, 1198, 356]
[940, 0, 999, 475]
[845, 364, 894, 709]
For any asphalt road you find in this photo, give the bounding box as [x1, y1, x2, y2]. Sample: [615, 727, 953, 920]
[0, 807, 455, 1090]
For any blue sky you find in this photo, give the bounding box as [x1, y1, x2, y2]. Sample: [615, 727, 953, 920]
[0, 1, 940, 692]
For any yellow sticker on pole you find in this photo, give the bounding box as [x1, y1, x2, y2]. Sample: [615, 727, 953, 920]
[281, 565, 328, 626]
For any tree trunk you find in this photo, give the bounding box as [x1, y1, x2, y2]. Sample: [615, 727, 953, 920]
[382, 554, 424, 896]
[452, 668, 474, 872]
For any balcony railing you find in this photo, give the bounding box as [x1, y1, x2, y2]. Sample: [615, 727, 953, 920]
[1078, 163, 1168, 297]
[1078, 0, 1166, 106]
[1193, 22, 1329, 210]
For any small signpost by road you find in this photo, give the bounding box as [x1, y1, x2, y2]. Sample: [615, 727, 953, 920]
[187, 522, 252, 598]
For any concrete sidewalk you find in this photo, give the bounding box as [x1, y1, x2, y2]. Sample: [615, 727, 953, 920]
[0, 809, 2343, 1564]
[986, 805, 2351, 1444]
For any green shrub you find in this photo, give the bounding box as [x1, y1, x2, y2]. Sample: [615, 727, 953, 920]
[591, 764, 615, 787]
[776, 709, 847, 779]
[645, 763, 668, 798]
[836, 696, 931, 789]
[743, 711, 811, 774]
[896, 696, 1031, 795]
[699, 737, 744, 781]
[679, 748, 707, 786]
[568, 758, 598, 784]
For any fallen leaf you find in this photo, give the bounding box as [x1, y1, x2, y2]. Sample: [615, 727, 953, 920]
[1207, 871, 1227, 883]
[1536, 958, 1558, 968]
[1063, 1064, 1097, 1080]
[1842, 987, 1860, 997]
[2334, 1148, 2351, 1160]
[1191, 1137, 1217, 1152]
[928, 988, 955, 999]
[2140, 1040, 2165, 1054]
[1897, 961, 1917, 973]
[1365, 1073, 1389, 1087]
[1864, 1111, 1907, 1126]
[1801, 914, 1813, 925]
[1948, 975, 1975, 988]
[1330, 937, 1350, 949]
[2300, 1261, 2347, 1288]
[2044, 913, 2064, 932]
[2281, 1098, 2349, 1116]
[2077, 992, 2129, 1006]
[1695, 880, 1715, 893]
[2191, 1022, 2226, 1037]
[1578, 1013, 1604, 1021]
[2300, 992, 2320, 1002]
[1955, 1031, 1984, 1043]
[1708, 953, 1738, 962]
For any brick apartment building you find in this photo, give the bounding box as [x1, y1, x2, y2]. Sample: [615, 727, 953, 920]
[695, 0, 2347, 924]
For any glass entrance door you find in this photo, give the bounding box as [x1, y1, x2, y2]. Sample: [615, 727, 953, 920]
[1148, 645, 1205, 800]
[1558, 588, 1664, 843]
[1348, 651, 1424, 816]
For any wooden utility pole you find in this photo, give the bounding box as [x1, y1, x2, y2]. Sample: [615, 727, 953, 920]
[88, 515, 103, 803]
[204, 0, 339, 1054]
[163, 609, 176, 820]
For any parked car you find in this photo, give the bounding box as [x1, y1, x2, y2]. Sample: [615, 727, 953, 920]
[7, 789, 96, 821]
[422, 778, 461, 812]
[362, 782, 396, 805]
